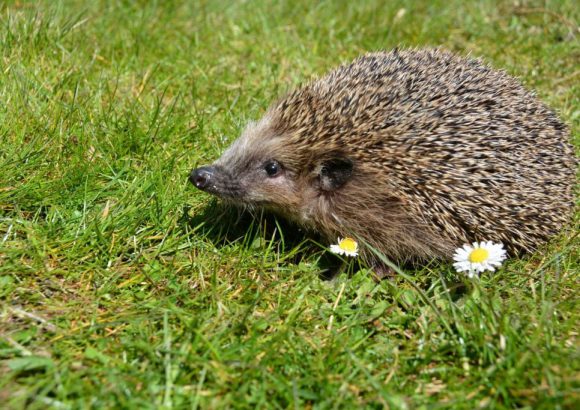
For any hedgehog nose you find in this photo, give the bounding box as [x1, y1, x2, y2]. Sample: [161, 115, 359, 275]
[189, 166, 214, 190]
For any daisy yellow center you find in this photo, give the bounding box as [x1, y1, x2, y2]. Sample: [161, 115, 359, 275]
[339, 238, 357, 252]
[469, 248, 489, 263]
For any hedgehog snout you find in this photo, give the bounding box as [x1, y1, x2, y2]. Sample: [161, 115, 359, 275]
[189, 165, 245, 199]
[189, 166, 215, 191]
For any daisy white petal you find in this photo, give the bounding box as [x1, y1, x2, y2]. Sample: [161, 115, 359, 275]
[330, 244, 344, 255]
[452, 240, 507, 278]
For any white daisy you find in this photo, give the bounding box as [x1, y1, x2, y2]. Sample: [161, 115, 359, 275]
[330, 237, 359, 257]
[453, 241, 507, 278]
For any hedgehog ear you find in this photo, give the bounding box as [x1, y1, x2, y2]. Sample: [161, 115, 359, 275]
[319, 157, 353, 191]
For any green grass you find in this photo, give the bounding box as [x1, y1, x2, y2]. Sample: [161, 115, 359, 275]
[0, 0, 578, 408]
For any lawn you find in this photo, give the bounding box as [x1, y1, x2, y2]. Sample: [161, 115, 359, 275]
[0, 0, 578, 408]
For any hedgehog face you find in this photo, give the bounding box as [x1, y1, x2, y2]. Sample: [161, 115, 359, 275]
[189, 115, 355, 225]
[204, 158, 297, 205]
[189, 118, 301, 211]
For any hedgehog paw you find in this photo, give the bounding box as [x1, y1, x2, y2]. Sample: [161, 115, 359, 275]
[371, 264, 396, 281]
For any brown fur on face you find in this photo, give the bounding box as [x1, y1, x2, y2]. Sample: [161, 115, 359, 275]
[191, 48, 577, 268]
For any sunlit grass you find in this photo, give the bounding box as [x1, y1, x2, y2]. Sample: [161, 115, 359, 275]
[0, 0, 578, 408]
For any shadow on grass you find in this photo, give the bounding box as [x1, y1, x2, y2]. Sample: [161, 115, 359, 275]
[179, 199, 345, 278]
[178, 200, 476, 288]
[180, 199, 304, 248]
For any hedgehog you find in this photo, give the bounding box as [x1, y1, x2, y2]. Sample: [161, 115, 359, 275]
[189, 48, 576, 276]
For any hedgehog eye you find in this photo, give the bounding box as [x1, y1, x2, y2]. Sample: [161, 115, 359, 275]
[264, 160, 281, 177]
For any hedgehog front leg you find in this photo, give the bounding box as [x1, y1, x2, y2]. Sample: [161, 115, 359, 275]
[371, 263, 396, 281]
